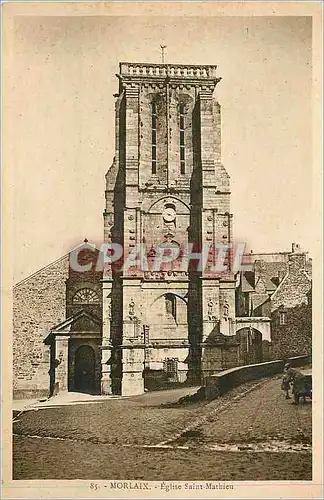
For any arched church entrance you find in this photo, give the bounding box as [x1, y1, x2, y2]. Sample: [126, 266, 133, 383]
[74, 345, 96, 394]
[236, 327, 263, 365]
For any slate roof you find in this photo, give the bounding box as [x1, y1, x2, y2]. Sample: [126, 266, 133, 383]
[241, 273, 255, 292]
[251, 293, 270, 310]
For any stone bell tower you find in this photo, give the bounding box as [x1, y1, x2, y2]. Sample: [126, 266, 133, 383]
[101, 62, 236, 396]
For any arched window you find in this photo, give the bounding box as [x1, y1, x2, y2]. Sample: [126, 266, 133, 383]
[72, 288, 99, 304]
[151, 101, 157, 174]
[165, 293, 177, 320]
[179, 103, 185, 174]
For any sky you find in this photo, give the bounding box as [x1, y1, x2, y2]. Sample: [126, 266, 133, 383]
[8, 14, 312, 283]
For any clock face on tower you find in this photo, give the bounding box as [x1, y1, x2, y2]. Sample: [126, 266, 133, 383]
[163, 206, 176, 223]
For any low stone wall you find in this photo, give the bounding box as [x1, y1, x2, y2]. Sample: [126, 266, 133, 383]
[13, 389, 50, 400]
[205, 354, 311, 400]
[144, 369, 190, 391]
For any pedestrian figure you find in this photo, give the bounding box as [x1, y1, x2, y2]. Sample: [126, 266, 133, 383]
[281, 362, 294, 399]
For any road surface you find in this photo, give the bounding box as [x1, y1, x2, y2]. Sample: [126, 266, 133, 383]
[12, 377, 312, 480]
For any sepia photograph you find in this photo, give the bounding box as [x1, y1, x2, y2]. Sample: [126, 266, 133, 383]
[1, 2, 323, 498]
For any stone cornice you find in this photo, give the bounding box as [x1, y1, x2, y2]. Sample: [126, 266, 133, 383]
[118, 62, 222, 91]
[120, 62, 219, 79]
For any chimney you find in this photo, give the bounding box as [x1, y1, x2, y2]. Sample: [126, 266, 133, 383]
[291, 242, 301, 253]
[288, 252, 306, 270]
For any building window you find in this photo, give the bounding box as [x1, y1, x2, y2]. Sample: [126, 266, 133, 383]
[279, 311, 287, 325]
[179, 103, 185, 174]
[151, 101, 157, 174]
[72, 288, 99, 304]
[164, 358, 178, 376]
[244, 294, 250, 316]
[165, 293, 177, 321]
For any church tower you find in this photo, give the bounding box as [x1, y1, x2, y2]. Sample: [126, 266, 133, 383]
[102, 62, 236, 396]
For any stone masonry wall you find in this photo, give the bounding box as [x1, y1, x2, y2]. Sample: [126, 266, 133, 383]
[270, 253, 312, 359]
[13, 255, 69, 398]
[270, 303, 312, 359]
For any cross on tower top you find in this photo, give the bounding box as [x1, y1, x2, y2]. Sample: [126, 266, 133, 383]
[160, 45, 167, 64]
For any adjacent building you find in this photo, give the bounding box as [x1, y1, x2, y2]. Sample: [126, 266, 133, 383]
[236, 243, 312, 361]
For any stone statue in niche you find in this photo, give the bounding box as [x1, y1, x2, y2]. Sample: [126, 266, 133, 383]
[129, 298, 135, 319]
[52, 351, 63, 369]
[223, 300, 229, 320]
[207, 298, 214, 321]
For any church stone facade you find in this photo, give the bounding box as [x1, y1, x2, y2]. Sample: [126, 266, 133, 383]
[101, 62, 237, 396]
[12, 62, 312, 399]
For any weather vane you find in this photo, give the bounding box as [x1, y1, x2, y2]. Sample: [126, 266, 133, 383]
[160, 45, 167, 64]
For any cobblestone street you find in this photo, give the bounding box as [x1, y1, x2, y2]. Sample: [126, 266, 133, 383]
[13, 377, 312, 481]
